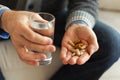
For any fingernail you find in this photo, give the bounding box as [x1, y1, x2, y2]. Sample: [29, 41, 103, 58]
[47, 39, 53, 44]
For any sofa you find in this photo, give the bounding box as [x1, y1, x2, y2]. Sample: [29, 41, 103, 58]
[98, 0, 120, 80]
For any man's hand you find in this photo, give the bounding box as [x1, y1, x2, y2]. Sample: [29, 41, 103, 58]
[60, 24, 99, 65]
[1, 10, 56, 66]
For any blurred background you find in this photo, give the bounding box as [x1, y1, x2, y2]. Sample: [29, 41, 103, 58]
[99, 0, 120, 80]
[99, 0, 120, 33]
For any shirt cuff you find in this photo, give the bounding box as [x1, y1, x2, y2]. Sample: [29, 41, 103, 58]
[0, 5, 10, 39]
[67, 20, 88, 27]
[0, 29, 9, 39]
[0, 5, 10, 15]
[66, 10, 95, 30]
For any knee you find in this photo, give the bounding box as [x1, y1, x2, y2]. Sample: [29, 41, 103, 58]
[94, 21, 120, 51]
[92, 21, 120, 61]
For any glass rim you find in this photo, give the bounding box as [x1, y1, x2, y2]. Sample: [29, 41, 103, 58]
[29, 12, 55, 30]
[37, 12, 55, 23]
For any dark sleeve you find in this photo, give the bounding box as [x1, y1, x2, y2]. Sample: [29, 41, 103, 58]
[66, 0, 98, 29]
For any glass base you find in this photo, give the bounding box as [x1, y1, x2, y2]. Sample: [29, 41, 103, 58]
[38, 57, 52, 66]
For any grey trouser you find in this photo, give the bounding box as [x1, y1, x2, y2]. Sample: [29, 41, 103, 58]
[0, 40, 62, 80]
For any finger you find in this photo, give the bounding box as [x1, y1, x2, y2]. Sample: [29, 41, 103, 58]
[68, 56, 79, 65]
[29, 13, 48, 22]
[87, 44, 99, 55]
[62, 51, 72, 65]
[27, 44, 56, 53]
[20, 58, 39, 66]
[77, 52, 90, 65]
[11, 34, 56, 53]
[87, 35, 99, 55]
[60, 47, 67, 60]
[62, 40, 75, 53]
[18, 23, 53, 45]
[15, 45, 47, 61]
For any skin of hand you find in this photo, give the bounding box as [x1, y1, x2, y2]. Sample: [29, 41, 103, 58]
[1, 10, 56, 66]
[60, 24, 99, 65]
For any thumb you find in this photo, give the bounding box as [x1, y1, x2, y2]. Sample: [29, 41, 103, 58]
[29, 13, 48, 23]
[87, 44, 98, 56]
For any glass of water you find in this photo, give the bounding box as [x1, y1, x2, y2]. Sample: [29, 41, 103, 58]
[29, 12, 55, 65]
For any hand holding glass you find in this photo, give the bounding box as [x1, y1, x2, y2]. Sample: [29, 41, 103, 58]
[30, 12, 55, 65]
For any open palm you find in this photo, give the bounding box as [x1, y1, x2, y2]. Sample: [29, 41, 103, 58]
[60, 24, 99, 65]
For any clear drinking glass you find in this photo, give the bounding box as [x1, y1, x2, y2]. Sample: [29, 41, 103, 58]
[29, 12, 55, 65]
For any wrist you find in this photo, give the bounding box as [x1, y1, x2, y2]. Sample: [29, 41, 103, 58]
[66, 10, 96, 30]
